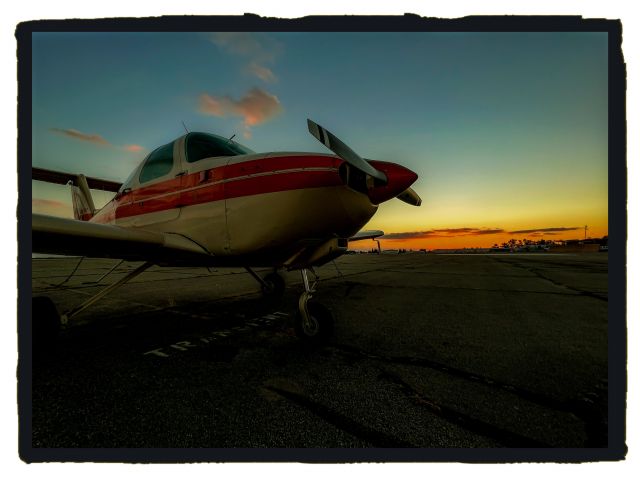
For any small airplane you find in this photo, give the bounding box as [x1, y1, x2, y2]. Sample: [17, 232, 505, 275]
[31, 119, 421, 347]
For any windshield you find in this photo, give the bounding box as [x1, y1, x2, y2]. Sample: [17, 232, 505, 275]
[186, 132, 254, 163]
[118, 155, 148, 192]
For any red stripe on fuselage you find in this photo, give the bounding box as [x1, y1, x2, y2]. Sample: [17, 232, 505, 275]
[225, 155, 340, 179]
[110, 155, 343, 220]
[224, 169, 340, 201]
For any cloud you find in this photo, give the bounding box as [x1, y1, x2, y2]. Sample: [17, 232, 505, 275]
[435, 228, 505, 236]
[50, 128, 109, 146]
[123, 144, 145, 152]
[247, 61, 277, 83]
[199, 87, 283, 137]
[528, 232, 560, 237]
[32, 198, 67, 209]
[508, 227, 581, 234]
[382, 231, 441, 240]
[209, 32, 281, 83]
[382, 228, 505, 240]
[50, 128, 145, 153]
[381, 226, 584, 241]
[210, 32, 271, 58]
[32, 198, 71, 216]
[471, 229, 505, 235]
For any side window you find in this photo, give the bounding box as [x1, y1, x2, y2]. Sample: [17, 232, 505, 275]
[139, 142, 174, 184]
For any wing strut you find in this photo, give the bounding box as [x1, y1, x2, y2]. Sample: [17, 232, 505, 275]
[60, 261, 153, 325]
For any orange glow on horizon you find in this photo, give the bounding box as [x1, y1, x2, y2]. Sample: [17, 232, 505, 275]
[362, 226, 609, 251]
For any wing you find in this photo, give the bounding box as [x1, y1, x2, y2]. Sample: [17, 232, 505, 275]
[32, 167, 122, 191]
[348, 230, 384, 242]
[32, 214, 213, 265]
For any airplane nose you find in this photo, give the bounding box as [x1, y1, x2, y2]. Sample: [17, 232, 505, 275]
[365, 161, 418, 205]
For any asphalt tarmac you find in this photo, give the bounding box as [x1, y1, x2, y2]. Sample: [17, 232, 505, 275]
[26, 253, 609, 458]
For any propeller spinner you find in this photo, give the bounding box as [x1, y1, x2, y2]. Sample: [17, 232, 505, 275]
[307, 119, 422, 207]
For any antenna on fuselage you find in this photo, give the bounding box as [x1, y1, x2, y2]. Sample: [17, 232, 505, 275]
[228, 133, 236, 143]
[181, 121, 190, 134]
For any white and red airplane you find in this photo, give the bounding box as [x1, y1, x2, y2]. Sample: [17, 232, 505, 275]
[31, 119, 421, 345]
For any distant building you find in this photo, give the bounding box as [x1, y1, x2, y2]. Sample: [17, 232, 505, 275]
[548, 236, 607, 253]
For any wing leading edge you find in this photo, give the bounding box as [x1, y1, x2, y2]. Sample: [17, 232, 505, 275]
[32, 167, 122, 192]
[32, 214, 212, 265]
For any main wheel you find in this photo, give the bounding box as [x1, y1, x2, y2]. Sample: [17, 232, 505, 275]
[32, 296, 61, 353]
[261, 272, 285, 298]
[294, 301, 334, 344]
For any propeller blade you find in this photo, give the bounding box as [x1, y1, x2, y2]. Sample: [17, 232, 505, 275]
[396, 187, 422, 206]
[307, 119, 388, 183]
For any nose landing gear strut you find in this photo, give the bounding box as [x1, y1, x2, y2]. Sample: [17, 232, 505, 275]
[245, 266, 334, 343]
[295, 268, 334, 343]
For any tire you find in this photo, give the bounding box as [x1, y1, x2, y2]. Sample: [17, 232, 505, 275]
[32, 296, 61, 353]
[261, 272, 285, 298]
[294, 301, 334, 344]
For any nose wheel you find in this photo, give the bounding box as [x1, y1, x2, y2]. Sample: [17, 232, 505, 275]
[295, 268, 334, 343]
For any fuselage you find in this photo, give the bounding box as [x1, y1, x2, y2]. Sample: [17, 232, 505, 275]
[90, 132, 415, 267]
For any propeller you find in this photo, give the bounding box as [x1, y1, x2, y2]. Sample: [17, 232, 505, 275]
[307, 119, 422, 207]
[307, 119, 387, 183]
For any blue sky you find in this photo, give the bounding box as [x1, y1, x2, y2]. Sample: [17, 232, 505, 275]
[31, 31, 608, 245]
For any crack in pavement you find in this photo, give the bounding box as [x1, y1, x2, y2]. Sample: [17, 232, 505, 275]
[489, 256, 608, 302]
[377, 369, 551, 447]
[330, 343, 608, 447]
[264, 385, 417, 447]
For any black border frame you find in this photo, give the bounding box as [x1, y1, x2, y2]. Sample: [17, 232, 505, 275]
[17, 14, 627, 463]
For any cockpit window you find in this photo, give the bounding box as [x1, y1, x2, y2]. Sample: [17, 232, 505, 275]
[186, 132, 254, 163]
[139, 141, 174, 184]
[118, 158, 143, 192]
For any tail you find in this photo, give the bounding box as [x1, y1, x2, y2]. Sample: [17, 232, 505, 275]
[70, 174, 96, 221]
[32, 167, 122, 221]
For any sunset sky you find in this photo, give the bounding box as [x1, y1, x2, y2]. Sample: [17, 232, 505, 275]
[31, 31, 608, 250]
